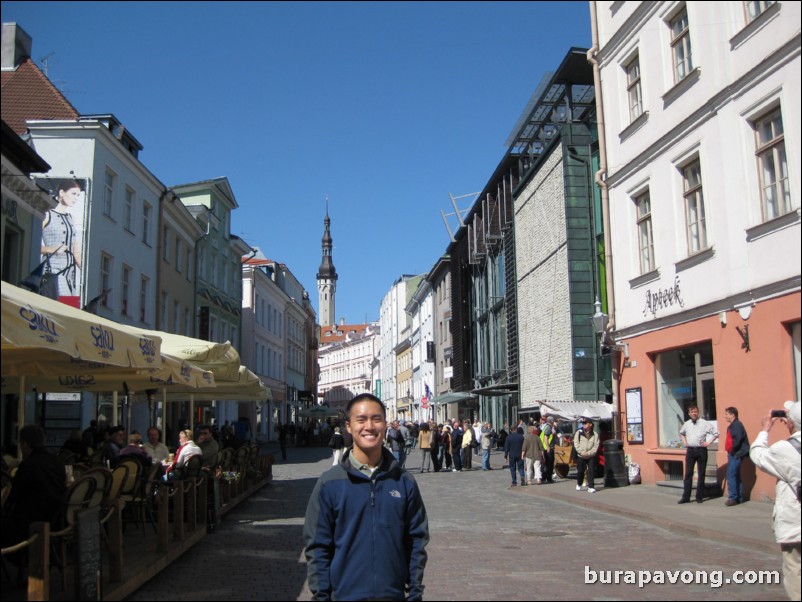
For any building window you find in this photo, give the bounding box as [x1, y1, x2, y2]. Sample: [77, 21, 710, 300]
[670, 6, 693, 82]
[626, 55, 643, 122]
[161, 291, 168, 329]
[754, 108, 791, 221]
[124, 187, 135, 232]
[184, 308, 191, 336]
[681, 159, 708, 255]
[101, 253, 113, 309]
[198, 247, 206, 281]
[103, 169, 116, 217]
[656, 342, 716, 448]
[140, 276, 149, 323]
[162, 227, 170, 262]
[173, 300, 180, 332]
[175, 239, 182, 273]
[745, 0, 775, 21]
[635, 191, 654, 274]
[142, 202, 152, 245]
[121, 265, 132, 316]
[186, 249, 192, 280]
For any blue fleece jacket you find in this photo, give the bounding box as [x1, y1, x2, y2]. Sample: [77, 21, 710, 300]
[303, 447, 429, 601]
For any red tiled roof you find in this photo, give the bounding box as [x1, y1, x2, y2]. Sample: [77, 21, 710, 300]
[320, 323, 372, 343]
[1, 58, 80, 134]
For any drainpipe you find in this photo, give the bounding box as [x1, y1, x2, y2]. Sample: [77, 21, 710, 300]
[588, 2, 621, 438]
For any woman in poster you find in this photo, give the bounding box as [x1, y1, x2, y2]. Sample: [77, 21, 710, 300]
[41, 179, 83, 299]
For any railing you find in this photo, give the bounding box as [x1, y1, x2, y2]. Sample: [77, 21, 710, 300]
[1, 453, 274, 601]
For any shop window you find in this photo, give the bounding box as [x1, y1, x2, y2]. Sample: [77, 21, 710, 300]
[656, 342, 717, 448]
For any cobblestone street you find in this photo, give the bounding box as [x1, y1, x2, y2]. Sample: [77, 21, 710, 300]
[126, 446, 786, 601]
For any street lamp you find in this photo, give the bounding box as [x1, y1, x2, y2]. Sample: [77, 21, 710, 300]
[591, 297, 629, 358]
[589, 296, 630, 488]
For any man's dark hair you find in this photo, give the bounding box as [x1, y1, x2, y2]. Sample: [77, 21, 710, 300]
[345, 394, 386, 421]
[724, 407, 738, 418]
[19, 424, 46, 450]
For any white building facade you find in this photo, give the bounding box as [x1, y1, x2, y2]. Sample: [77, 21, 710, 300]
[593, 0, 801, 498]
[378, 275, 419, 418]
[407, 278, 436, 422]
[318, 324, 379, 412]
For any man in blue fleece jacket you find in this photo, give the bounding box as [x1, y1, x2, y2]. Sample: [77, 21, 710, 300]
[303, 394, 429, 601]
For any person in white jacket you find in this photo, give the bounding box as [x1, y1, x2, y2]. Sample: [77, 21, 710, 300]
[749, 400, 801, 601]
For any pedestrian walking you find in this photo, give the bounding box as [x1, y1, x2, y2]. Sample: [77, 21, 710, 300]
[522, 425, 545, 485]
[504, 426, 525, 486]
[574, 418, 600, 493]
[418, 423, 433, 473]
[328, 426, 345, 466]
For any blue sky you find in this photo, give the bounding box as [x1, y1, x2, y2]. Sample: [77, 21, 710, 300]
[3, 1, 592, 323]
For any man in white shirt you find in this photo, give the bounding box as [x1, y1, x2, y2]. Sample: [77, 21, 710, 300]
[143, 426, 169, 463]
[678, 405, 718, 504]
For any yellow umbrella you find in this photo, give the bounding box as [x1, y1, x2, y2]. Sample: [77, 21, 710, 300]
[2, 281, 161, 368]
[160, 365, 271, 401]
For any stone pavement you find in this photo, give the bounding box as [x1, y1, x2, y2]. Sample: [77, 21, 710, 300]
[126, 444, 787, 601]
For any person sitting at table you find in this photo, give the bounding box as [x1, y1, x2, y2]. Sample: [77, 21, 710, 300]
[99, 425, 125, 467]
[2, 425, 67, 550]
[60, 428, 89, 462]
[143, 426, 170, 463]
[221, 424, 243, 450]
[118, 432, 153, 466]
[198, 424, 220, 468]
[164, 429, 201, 480]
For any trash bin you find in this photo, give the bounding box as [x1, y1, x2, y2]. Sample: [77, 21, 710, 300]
[603, 439, 629, 487]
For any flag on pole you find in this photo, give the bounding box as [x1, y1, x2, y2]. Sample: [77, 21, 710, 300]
[425, 383, 432, 400]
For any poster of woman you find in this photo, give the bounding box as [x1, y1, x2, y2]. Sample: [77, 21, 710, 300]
[36, 177, 88, 308]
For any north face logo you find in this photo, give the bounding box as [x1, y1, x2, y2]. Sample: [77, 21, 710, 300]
[389, 489, 401, 498]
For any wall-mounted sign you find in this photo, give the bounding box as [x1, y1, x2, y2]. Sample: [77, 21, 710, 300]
[643, 275, 684, 318]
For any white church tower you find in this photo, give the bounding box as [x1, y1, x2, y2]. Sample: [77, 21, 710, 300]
[316, 204, 338, 327]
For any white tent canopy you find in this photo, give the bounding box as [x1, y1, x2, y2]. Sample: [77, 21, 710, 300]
[538, 400, 614, 421]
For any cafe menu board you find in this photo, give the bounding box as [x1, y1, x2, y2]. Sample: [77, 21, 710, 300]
[626, 387, 644, 444]
[43, 393, 83, 448]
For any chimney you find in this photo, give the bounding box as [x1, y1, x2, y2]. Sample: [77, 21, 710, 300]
[1, 23, 33, 71]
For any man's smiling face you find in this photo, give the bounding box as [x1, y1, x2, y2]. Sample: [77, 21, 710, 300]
[346, 399, 387, 457]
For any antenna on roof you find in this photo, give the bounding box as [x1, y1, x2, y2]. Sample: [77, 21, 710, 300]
[39, 52, 55, 77]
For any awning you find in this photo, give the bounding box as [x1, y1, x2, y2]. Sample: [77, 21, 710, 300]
[538, 400, 613, 421]
[429, 391, 477, 405]
[472, 382, 518, 397]
[298, 405, 341, 418]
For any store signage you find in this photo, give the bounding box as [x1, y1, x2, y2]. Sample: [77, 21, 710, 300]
[643, 275, 684, 318]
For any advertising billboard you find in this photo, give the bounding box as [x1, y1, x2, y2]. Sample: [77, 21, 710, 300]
[35, 177, 89, 308]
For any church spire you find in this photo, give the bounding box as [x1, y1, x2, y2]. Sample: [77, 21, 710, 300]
[317, 198, 337, 326]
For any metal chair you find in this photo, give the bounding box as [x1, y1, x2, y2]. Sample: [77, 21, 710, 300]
[50, 476, 97, 590]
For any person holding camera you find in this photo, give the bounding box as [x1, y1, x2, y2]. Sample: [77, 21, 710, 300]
[750, 401, 801, 601]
